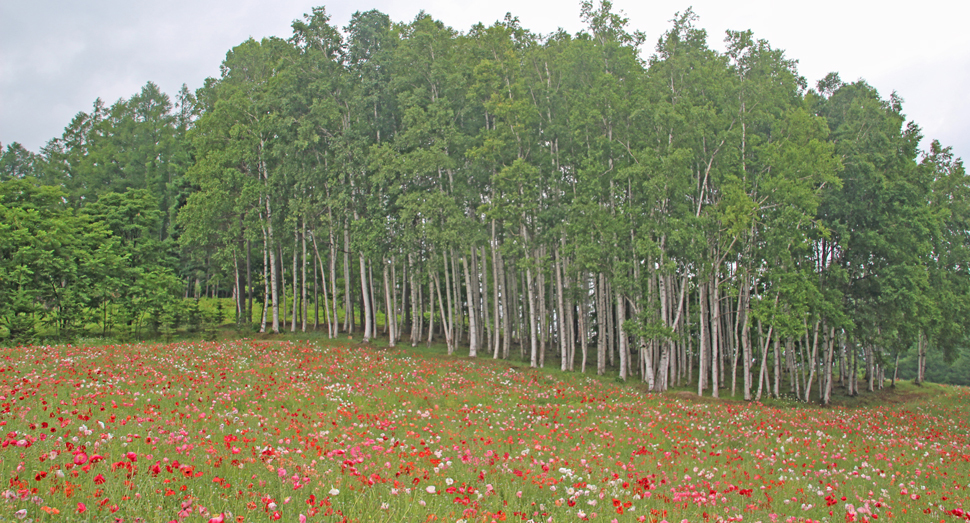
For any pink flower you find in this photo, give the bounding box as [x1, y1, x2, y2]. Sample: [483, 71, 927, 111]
[207, 515, 225, 523]
[77, 502, 87, 514]
[126, 451, 138, 462]
[73, 452, 88, 465]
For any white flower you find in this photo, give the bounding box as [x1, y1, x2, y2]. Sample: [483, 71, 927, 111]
[426, 485, 436, 494]
[329, 488, 340, 496]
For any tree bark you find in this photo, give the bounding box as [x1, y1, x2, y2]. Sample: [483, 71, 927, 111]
[359, 254, 372, 343]
[822, 326, 836, 406]
[266, 197, 279, 334]
[462, 250, 478, 357]
[291, 226, 298, 332]
[432, 265, 452, 351]
[698, 281, 708, 395]
[383, 259, 395, 347]
[597, 273, 607, 376]
[343, 225, 352, 333]
[740, 279, 752, 400]
[804, 319, 821, 402]
[710, 274, 720, 398]
[579, 272, 588, 374]
[617, 292, 628, 381]
[478, 246, 492, 356]
[310, 232, 333, 338]
[555, 244, 567, 371]
[246, 238, 252, 326]
[410, 254, 420, 346]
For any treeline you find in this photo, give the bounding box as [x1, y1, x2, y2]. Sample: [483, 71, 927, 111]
[2, 2, 968, 403]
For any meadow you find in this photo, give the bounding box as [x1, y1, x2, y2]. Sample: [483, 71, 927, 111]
[0, 339, 968, 523]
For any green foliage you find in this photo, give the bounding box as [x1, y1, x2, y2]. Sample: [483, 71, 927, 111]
[3, 3, 968, 392]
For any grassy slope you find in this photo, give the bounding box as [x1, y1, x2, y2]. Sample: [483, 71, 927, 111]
[0, 334, 968, 522]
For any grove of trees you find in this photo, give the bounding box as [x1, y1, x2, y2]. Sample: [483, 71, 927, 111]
[2, 2, 968, 403]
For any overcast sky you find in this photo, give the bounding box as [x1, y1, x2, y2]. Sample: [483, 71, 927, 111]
[2, 0, 968, 161]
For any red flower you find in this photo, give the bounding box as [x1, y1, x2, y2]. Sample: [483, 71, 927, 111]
[94, 474, 106, 485]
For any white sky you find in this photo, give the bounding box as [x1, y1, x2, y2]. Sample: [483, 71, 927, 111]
[2, 0, 968, 161]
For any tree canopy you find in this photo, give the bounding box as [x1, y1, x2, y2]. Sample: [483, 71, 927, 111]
[2, 2, 968, 402]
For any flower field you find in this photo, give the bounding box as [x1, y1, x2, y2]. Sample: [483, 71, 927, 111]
[1, 340, 968, 523]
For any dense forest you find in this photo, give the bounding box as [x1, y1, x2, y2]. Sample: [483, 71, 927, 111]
[2, 2, 969, 401]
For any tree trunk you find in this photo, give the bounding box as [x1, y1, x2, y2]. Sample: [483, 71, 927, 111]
[490, 246, 500, 356]
[776, 338, 785, 399]
[279, 244, 287, 328]
[681, 284, 694, 385]
[565, 268, 575, 371]
[313, 239, 319, 331]
[710, 274, 720, 398]
[754, 319, 773, 402]
[698, 281, 708, 395]
[432, 265, 452, 351]
[246, 238, 252, 326]
[266, 199, 279, 334]
[343, 225, 352, 333]
[597, 273, 607, 376]
[301, 220, 308, 332]
[427, 277, 435, 345]
[579, 272, 588, 374]
[392, 258, 400, 345]
[462, 251, 478, 357]
[500, 245, 511, 359]
[478, 246, 492, 356]
[260, 213, 269, 333]
[383, 259, 395, 347]
[892, 351, 899, 388]
[410, 254, 420, 346]
[491, 222, 503, 358]
[310, 232, 333, 338]
[291, 226, 298, 332]
[804, 319, 821, 402]
[617, 292, 628, 381]
[538, 247, 547, 368]
[450, 253, 463, 345]
[369, 262, 377, 340]
[555, 245, 567, 371]
[359, 254, 372, 343]
[328, 215, 339, 336]
[740, 280, 752, 401]
[606, 279, 615, 367]
[233, 248, 242, 324]
[822, 326, 836, 406]
[444, 252, 456, 353]
[916, 331, 926, 384]
[525, 259, 539, 368]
